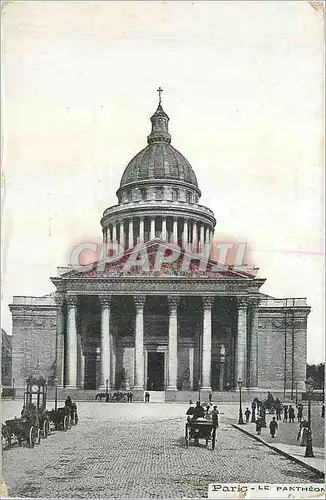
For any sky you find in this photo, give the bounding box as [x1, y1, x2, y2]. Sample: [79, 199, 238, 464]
[1, 1, 324, 363]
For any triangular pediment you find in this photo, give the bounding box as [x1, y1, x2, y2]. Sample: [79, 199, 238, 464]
[58, 239, 258, 280]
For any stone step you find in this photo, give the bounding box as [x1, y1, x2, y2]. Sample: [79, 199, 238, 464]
[146, 391, 165, 403]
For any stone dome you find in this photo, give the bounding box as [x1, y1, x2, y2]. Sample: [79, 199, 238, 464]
[119, 102, 199, 190]
[120, 142, 199, 188]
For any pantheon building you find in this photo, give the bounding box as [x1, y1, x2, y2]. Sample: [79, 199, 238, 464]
[10, 96, 310, 400]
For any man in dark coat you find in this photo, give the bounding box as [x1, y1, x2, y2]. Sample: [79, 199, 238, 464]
[211, 406, 219, 427]
[269, 417, 278, 438]
[193, 401, 205, 419]
[244, 407, 251, 423]
[288, 405, 295, 423]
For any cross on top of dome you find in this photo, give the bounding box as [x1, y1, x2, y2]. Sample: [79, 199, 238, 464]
[157, 86, 163, 104]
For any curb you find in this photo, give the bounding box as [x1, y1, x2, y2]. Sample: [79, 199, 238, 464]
[232, 424, 325, 478]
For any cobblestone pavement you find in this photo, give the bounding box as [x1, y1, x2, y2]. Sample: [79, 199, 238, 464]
[2, 403, 323, 498]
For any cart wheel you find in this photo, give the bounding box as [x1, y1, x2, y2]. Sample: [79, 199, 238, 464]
[36, 428, 41, 445]
[46, 419, 51, 435]
[68, 416, 72, 430]
[6, 435, 12, 449]
[205, 438, 209, 447]
[29, 426, 35, 448]
[63, 415, 69, 431]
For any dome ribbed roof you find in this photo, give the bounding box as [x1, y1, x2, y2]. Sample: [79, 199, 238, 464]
[119, 100, 199, 189]
[120, 142, 198, 188]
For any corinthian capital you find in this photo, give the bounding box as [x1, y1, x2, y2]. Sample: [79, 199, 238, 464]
[167, 297, 179, 310]
[202, 297, 214, 309]
[66, 295, 78, 307]
[237, 297, 249, 308]
[134, 296, 146, 309]
[99, 295, 112, 308]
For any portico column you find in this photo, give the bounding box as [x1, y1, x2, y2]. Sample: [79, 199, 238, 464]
[192, 222, 198, 252]
[173, 218, 178, 244]
[54, 294, 65, 387]
[182, 219, 188, 251]
[128, 219, 134, 248]
[237, 298, 248, 387]
[201, 297, 213, 391]
[219, 344, 226, 391]
[112, 223, 117, 244]
[161, 217, 167, 241]
[119, 221, 125, 248]
[204, 226, 210, 257]
[199, 224, 205, 253]
[167, 297, 178, 391]
[77, 333, 84, 389]
[66, 295, 78, 388]
[134, 296, 145, 390]
[139, 217, 144, 243]
[150, 218, 156, 240]
[249, 298, 260, 389]
[99, 296, 111, 389]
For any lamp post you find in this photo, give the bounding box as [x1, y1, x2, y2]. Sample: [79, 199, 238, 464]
[54, 377, 59, 411]
[12, 378, 15, 401]
[305, 376, 314, 458]
[238, 377, 244, 424]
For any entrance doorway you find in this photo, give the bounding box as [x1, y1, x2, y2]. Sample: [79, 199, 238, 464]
[147, 352, 165, 391]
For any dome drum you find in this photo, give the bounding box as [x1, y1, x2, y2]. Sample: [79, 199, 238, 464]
[116, 180, 201, 205]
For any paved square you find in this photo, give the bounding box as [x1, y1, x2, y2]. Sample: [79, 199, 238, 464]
[2, 402, 323, 498]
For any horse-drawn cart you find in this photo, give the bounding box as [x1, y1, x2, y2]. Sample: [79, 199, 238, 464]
[48, 406, 71, 431]
[185, 418, 217, 450]
[2, 417, 40, 448]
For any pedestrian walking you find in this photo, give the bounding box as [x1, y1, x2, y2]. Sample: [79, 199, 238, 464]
[244, 407, 251, 423]
[269, 417, 278, 438]
[275, 398, 282, 420]
[129, 391, 133, 403]
[296, 404, 303, 423]
[255, 417, 262, 435]
[145, 392, 150, 403]
[251, 400, 256, 423]
[322, 404, 325, 418]
[211, 406, 219, 427]
[283, 405, 288, 422]
[288, 405, 295, 423]
[208, 393, 212, 403]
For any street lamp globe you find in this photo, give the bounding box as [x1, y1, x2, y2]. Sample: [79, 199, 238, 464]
[238, 378, 243, 389]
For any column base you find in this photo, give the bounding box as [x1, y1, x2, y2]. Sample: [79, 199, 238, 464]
[165, 389, 177, 402]
[132, 388, 144, 401]
[198, 388, 212, 402]
[64, 385, 78, 390]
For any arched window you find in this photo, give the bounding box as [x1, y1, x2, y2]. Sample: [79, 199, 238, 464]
[127, 190, 132, 202]
[172, 188, 179, 202]
[156, 188, 163, 201]
[186, 191, 192, 203]
[140, 188, 147, 201]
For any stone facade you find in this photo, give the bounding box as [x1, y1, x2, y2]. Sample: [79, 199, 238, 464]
[9, 97, 310, 398]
